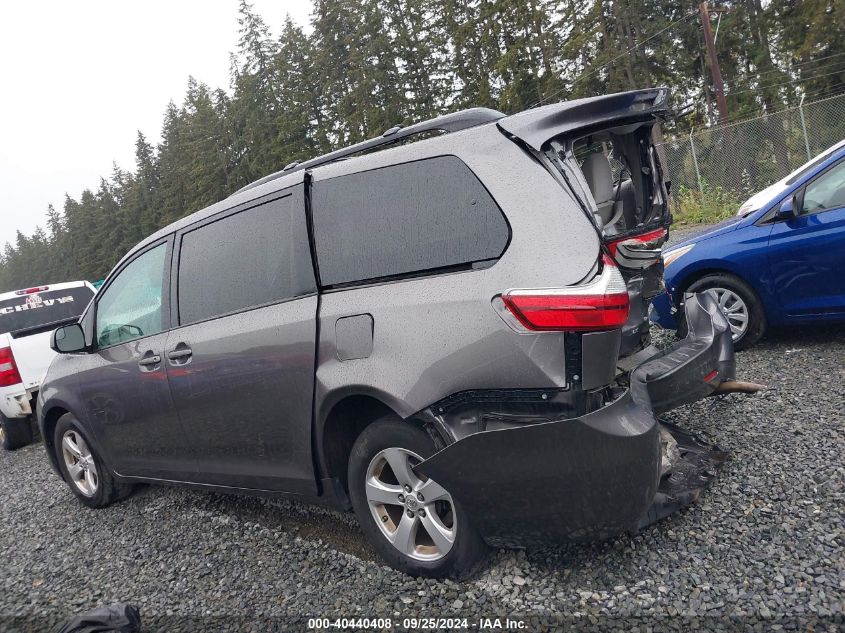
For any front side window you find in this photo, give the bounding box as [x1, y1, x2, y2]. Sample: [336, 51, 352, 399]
[177, 194, 315, 325]
[801, 160, 845, 214]
[96, 244, 167, 347]
[311, 156, 509, 286]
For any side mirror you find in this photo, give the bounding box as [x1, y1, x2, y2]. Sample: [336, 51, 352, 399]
[51, 323, 87, 354]
[776, 195, 798, 220]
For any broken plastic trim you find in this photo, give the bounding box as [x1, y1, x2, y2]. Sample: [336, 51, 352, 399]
[630, 291, 735, 415]
[638, 421, 729, 529]
[421, 387, 616, 443]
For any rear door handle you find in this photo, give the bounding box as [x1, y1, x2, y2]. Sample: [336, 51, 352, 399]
[138, 354, 161, 367]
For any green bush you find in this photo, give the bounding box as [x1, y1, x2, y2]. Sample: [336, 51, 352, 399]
[673, 184, 744, 225]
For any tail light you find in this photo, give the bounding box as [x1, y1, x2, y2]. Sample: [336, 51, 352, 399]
[607, 229, 666, 257]
[0, 347, 22, 387]
[497, 255, 630, 332]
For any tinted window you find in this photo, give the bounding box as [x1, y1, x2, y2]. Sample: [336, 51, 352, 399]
[177, 193, 315, 325]
[801, 160, 845, 213]
[96, 244, 167, 347]
[311, 156, 509, 286]
[0, 287, 94, 335]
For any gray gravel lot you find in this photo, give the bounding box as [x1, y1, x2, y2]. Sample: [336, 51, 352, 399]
[1, 227, 842, 631]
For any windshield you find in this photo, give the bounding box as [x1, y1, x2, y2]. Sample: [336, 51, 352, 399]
[738, 139, 845, 216]
[0, 287, 94, 335]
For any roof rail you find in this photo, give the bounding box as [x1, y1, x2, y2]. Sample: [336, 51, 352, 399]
[233, 107, 505, 195]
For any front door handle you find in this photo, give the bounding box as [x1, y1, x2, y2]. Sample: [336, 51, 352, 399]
[138, 354, 161, 367]
[167, 345, 193, 364]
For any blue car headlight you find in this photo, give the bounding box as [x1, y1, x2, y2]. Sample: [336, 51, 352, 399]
[663, 243, 696, 268]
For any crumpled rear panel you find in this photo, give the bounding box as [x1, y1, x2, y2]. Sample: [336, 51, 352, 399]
[413, 392, 660, 547]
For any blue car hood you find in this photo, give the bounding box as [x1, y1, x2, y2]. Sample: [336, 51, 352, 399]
[668, 216, 744, 250]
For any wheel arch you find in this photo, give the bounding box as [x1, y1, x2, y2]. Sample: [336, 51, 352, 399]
[41, 404, 70, 473]
[673, 266, 767, 318]
[319, 394, 399, 492]
[317, 391, 442, 494]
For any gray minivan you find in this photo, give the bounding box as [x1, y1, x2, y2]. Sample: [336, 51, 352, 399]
[39, 88, 740, 577]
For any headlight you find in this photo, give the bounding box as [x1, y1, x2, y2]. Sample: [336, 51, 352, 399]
[662, 243, 695, 268]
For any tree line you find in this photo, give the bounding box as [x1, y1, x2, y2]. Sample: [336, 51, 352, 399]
[2, 0, 842, 291]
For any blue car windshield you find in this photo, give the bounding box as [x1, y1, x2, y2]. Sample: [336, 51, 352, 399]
[738, 139, 845, 217]
[785, 141, 845, 186]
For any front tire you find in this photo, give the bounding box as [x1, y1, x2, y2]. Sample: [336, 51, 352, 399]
[348, 417, 487, 578]
[681, 273, 766, 350]
[0, 414, 33, 451]
[54, 413, 134, 508]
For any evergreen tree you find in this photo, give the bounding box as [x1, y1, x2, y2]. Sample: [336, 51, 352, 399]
[2, 0, 844, 291]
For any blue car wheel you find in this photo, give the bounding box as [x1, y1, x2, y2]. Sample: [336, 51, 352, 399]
[682, 274, 767, 350]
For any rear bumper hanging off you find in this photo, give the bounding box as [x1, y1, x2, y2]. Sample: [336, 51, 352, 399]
[630, 291, 735, 415]
[413, 292, 738, 548]
[415, 390, 660, 547]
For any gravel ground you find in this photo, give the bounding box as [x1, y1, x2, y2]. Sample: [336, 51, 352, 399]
[1, 229, 843, 631]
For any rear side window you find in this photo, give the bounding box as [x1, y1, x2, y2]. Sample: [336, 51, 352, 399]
[177, 193, 316, 325]
[0, 287, 94, 335]
[311, 156, 509, 286]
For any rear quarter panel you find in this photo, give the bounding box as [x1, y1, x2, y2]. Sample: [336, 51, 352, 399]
[312, 124, 601, 427]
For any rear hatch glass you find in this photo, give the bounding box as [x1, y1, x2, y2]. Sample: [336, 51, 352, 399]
[0, 287, 94, 336]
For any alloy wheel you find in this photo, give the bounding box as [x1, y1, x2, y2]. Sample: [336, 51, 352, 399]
[707, 287, 749, 342]
[365, 447, 456, 561]
[61, 430, 98, 497]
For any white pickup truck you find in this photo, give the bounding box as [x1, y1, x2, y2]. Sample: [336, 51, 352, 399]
[0, 281, 95, 450]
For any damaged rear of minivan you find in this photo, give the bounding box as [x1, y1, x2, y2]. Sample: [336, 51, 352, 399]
[364, 89, 745, 574]
[39, 87, 749, 580]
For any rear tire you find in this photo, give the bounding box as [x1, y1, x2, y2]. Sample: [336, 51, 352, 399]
[54, 413, 134, 508]
[348, 417, 488, 578]
[0, 414, 33, 451]
[679, 273, 766, 351]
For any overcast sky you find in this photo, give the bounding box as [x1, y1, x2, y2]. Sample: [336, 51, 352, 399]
[0, 0, 312, 248]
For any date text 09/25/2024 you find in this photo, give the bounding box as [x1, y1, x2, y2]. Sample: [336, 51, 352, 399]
[308, 617, 527, 630]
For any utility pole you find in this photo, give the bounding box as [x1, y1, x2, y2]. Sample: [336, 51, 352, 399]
[699, 2, 730, 125]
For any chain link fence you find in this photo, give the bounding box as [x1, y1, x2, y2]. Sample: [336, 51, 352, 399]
[661, 92, 845, 222]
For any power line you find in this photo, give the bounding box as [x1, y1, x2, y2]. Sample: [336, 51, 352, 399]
[728, 59, 845, 102]
[529, 10, 699, 109]
[727, 67, 845, 98]
[749, 51, 845, 81]
[680, 89, 845, 137]
[802, 81, 845, 102]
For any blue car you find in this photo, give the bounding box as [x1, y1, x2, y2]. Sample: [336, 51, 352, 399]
[652, 139, 845, 349]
